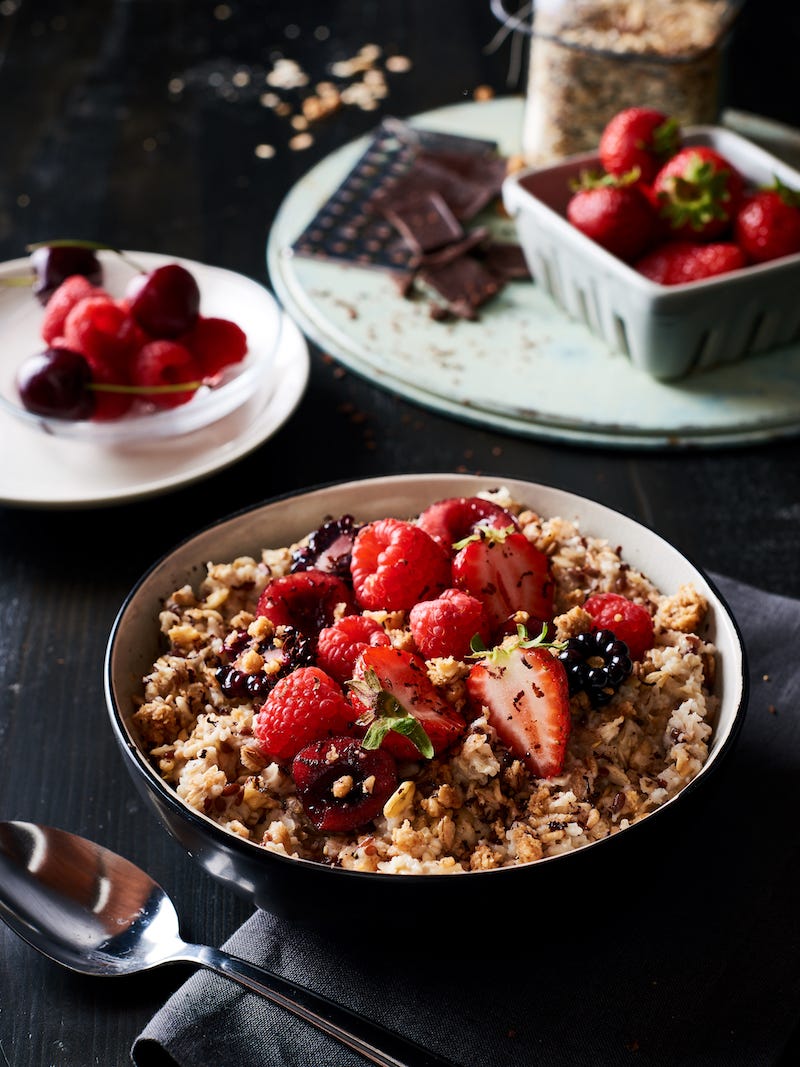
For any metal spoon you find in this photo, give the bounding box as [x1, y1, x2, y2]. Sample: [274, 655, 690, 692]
[0, 820, 452, 1067]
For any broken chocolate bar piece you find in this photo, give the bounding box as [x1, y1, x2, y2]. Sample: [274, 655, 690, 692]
[417, 226, 491, 269]
[381, 191, 464, 254]
[479, 242, 532, 283]
[419, 254, 501, 320]
[372, 149, 504, 224]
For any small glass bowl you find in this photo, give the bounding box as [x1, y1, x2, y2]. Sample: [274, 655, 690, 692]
[0, 250, 283, 444]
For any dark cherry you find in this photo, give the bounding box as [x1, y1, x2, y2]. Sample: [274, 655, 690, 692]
[256, 570, 357, 635]
[216, 627, 316, 700]
[291, 736, 398, 832]
[291, 514, 360, 580]
[31, 245, 103, 305]
[16, 347, 95, 420]
[125, 263, 201, 338]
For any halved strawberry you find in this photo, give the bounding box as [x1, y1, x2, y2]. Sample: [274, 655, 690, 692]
[348, 646, 465, 761]
[466, 637, 571, 778]
[452, 527, 553, 637]
[415, 495, 519, 551]
[256, 570, 356, 635]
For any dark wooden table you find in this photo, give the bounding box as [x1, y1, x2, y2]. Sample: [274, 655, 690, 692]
[1, 1, 798, 1064]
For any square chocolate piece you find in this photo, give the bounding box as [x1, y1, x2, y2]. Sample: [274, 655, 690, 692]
[382, 191, 464, 254]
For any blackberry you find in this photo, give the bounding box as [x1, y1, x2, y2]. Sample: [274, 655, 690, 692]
[216, 626, 316, 700]
[291, 514, 359, 580]
[558, 629, 632, 708]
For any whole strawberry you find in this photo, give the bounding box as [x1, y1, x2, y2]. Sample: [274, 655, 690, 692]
[566, 171, 659, 263]
[582, 592, 654, 662]
[652, 146, 745, 239]
[599, 107, 681, 184]
[634, 239, 746, 285]
[734, 177, 800, 264]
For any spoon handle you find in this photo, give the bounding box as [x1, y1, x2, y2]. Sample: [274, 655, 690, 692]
[178, 942, 454, 1067]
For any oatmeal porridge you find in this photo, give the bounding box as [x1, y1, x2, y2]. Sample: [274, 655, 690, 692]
[132, 488, 716, 875]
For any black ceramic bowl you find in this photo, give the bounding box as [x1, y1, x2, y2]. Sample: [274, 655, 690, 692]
[104, 473, 747, 923]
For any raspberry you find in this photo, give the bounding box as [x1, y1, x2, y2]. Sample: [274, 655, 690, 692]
[350, 518, 450, 611]
[63, 295, 137, 369]
[316, 615, 391, 684]
[582, 593, 654, 661]
[130, 340, 202, 409]
[180, 316, 248, 379]
[88, 359, 134, 421]
[291, 736, 397, 832]
[254, 667, 357, 763]
[256, 570, 356, 635]
[41, 276, 106, 345]
[409, 588, 490, 660]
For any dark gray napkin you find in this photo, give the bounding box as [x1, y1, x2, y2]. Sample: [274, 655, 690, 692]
[132, 574, 800, 1067]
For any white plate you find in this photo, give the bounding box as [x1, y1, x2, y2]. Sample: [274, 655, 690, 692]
[267, 97, 800, 449]
[0, 307, 309, 509]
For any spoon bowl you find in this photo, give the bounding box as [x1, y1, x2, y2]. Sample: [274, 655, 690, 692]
[0, 820, 450, 1067]
[0, 820, 178, 977]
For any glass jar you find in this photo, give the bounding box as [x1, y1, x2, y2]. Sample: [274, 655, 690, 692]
[491, 1, 743, 165]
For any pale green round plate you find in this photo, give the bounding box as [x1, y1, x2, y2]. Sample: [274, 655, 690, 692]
[268, 96, 800, 449]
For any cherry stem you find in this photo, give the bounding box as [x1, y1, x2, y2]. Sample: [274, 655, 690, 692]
[0, 275, 34, 289]
[90, 380, 204, 395]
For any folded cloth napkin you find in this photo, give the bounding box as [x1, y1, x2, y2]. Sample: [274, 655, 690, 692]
[133, 575, 800, 1067]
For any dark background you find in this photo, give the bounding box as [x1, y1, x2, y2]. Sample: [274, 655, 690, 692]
[0, 1, 798, 1064]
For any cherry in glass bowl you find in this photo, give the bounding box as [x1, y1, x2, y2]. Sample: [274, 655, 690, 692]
[0, 250, 282, 444]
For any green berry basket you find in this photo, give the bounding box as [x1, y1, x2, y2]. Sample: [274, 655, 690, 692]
[502, 125, 800, 381]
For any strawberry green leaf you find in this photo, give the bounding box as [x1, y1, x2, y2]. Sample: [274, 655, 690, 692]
[362, 715, 434, 759]
[452, 522, 516, 551]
